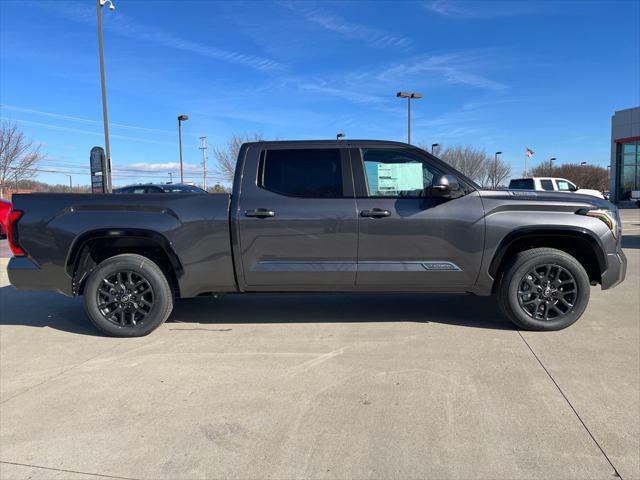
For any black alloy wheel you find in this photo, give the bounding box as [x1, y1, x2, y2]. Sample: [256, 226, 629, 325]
[97, 270, 155, 327]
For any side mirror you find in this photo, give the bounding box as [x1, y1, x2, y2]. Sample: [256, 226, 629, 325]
[569, 185, 578, 192]
[431, 174, 462, 198]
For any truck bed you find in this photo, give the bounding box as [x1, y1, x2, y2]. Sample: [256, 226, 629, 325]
[9, 193, 237, 297]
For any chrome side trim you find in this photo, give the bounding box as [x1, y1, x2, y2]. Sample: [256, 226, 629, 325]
[252, 261, 462, 273]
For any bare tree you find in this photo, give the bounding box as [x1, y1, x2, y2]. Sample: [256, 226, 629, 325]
[0, 121, 44, 197]
[485, 156, 512, 189]
[438, 145, 489, 184]
[213, 133, 264, 182]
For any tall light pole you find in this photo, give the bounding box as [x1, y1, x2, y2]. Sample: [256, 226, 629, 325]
[549, 157, 557, 176]
[396, 91, 422, 144]
[168, 172, 173, 184]
[177, 114, 189, 183]
[493, 151, 503, 189]
[97, 0, 115, 193]
[199, 136, 207, 190]
[66, 174, 73, 192]
[431, 143, 440, 155]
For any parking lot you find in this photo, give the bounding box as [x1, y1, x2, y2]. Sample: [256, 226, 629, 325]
[0, 210, 638, 480]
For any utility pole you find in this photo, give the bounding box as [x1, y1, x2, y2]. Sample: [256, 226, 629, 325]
[97, 0, 115, 192]
[67, 174, 73, 192]
[199, 136, 207, 190]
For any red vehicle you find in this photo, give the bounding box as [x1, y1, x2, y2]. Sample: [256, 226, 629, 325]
[0, 199, 11, 238]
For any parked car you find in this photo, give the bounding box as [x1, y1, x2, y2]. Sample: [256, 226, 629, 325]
[0, 198, 12, 238]
[113, 184, 207, 194]
[7, 140, 626, 336]
[509, 177, 605, 199]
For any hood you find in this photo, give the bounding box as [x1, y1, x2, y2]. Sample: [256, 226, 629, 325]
[478, 189, 613, 210]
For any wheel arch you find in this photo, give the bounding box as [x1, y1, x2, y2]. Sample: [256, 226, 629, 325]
[489, 227, 606, 291]
[66, 228, 183, 296]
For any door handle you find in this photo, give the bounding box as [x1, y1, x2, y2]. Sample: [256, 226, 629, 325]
[360, 208, 391, 218]
[245, 208, 275, 218]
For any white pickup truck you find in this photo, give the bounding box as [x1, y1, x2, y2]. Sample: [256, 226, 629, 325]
[509, 177, 605, 199]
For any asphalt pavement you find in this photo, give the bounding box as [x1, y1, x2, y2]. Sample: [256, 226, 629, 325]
[0, 210, 638, 480]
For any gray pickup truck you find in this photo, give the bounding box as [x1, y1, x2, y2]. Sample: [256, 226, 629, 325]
[6, 140, 626, 336]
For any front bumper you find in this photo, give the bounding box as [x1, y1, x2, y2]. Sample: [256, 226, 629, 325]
[601, 250, 627, 290]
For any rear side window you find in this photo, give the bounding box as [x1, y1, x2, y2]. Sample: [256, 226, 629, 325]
[260, 149, 343, 198]
[540, 179, 554, 191]
[509, 179, 534, 189]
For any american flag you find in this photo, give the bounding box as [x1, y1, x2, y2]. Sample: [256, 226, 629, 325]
[525, 147, 535, 158]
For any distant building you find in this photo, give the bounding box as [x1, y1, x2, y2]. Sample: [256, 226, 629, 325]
[610, 107, 640, 203]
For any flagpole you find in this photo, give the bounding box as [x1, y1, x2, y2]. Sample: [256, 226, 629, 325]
[524, 149, 527, 177]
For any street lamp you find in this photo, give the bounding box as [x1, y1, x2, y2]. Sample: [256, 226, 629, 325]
[493, 151, 503, 189]
[431, 143, 440, 155]
[581, 161, 587, 166]
[66, 174, 73, 192]
[97, 0, 116, 193]
[336, 132, 345, 141]
[549, 157, 557, 176]
[396, 91, 422, 144]
[177, 114, 189, 183]
[168, 172, 173, 184]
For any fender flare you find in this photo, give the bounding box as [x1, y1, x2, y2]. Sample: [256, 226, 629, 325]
[488, 226, 607, 278]
[65, 228, 183, 278]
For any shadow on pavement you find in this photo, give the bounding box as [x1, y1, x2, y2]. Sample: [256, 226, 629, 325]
[171, 293, 515, 330]
[622, 234, 640, 249]
[0, 286, 514, 335]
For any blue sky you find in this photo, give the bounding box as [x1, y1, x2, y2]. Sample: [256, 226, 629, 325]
[1, 0, 639, 187]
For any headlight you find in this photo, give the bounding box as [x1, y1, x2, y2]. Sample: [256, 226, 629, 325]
[578, 208, 620, 238]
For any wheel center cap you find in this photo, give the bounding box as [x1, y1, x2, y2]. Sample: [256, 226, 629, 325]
[543, 286, 552, 298]
[120, 293, 131, 303]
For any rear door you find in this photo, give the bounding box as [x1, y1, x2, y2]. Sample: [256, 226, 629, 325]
[235, 145, 358, 290]
[352, 147, 485, 290]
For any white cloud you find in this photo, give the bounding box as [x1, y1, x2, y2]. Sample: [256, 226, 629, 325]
[1, 104, 173, 134]
[35, 1, 285, 73]
[124, 162, 200, 173]
[424, 0, 536, 18]
[279, 2, 411, 49]
[377, 52, 507, 91]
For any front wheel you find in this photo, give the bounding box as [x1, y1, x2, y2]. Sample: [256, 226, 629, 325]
[83, 254, 173, 337]
[497, 248, 591, 331]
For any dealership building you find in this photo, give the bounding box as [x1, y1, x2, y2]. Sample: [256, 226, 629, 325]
[610, 106, 640, 203]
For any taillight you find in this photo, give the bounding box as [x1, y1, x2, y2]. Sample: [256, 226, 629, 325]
[7, 210, 25, 256]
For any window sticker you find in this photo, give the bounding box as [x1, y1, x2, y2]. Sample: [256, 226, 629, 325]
[376, 163, 423, 194]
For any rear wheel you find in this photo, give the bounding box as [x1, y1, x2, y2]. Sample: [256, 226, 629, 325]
[83, 254, 173, 337]
[497, 248, 590, 331]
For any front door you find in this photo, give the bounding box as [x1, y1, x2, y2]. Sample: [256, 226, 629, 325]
[236, 145, 358, 290]
[353, 147, 485, 290]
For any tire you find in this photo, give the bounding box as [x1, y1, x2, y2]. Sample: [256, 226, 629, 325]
[83, 254, 173, 337]
[496, 248, 590, 331]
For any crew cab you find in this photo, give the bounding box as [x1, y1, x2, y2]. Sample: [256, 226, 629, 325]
[509, 177, 605, 199]
[6, 141, 626, 336]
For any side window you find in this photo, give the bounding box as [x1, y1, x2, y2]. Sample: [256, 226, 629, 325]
[556, 180, 571, 191]
[540, 179, 554, 191]
[362, 149, 440, 197]
[260, 148, 343, 198]
[131, 187, 147, 194]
